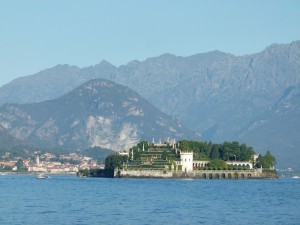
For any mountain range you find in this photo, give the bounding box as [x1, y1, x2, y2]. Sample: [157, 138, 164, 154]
[0, 79, 197, 151]
[0, 41, 299, 169]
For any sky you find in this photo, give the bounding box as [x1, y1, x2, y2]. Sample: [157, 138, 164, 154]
[0, 0, 299, 87]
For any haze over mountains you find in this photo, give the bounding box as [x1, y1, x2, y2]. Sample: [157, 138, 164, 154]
[0, 124, 27, 150]
[0, 41, 299, 169]
[0, 79, 197, 151]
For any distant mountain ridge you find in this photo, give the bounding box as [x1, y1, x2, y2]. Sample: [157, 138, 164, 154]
[0, 79, 198, 151]
[0, 124, 22, 149]
[238, 84, 300, 169]
[0, 124, 39, 153]
[0, 41, 299, 169]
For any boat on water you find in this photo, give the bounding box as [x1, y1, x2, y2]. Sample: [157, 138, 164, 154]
[36, 173, 50, 179]
[292, 176, 299, 179]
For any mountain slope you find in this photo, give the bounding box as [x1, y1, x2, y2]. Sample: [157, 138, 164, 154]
[0, 124, 21, 149]
[0, 124, 39, 154]
[0, 79, 198, 151]
[238, 85, 300, 169]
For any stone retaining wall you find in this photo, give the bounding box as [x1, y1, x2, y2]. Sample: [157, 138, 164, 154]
[117, 168, 277, 179]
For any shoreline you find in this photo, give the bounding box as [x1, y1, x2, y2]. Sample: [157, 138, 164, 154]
[0, 171, 77, 176]
[77, 168, 278, 179]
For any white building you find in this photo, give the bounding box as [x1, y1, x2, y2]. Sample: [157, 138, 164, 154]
[180, 152, 194, 172]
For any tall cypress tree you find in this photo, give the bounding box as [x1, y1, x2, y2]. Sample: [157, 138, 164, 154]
[210, 145, 220, 160]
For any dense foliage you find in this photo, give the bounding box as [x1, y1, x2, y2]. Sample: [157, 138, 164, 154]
[178, 140, 255, 161]
[207, 159, 228, 170]
[105, 154, 128, 170]
[255, 151, 277, 169]
[77, 168, 114, 178]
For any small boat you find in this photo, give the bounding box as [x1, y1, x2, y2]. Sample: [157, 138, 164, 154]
[36, 173, 50, 179]
[292, 176, 299, 179]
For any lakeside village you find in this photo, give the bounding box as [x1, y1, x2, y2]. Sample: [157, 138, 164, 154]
[79, 139, 278, 179]
[0, 151, 104, 175]
[0, 138, 278, 179]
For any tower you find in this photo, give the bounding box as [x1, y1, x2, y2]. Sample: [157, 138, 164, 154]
[172, 138, 176, 150]
[180, 152, 193, 172]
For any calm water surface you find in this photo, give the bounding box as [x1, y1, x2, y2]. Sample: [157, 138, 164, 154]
[0, 175, 299, 225]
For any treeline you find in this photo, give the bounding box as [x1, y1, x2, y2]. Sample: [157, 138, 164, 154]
[77, 168, 114, 178]
[179, 140, 255, 161]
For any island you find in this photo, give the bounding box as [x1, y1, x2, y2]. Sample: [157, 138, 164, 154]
[78, 139, 278, 179]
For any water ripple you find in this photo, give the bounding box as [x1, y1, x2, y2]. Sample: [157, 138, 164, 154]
[0, 176, 300, 225]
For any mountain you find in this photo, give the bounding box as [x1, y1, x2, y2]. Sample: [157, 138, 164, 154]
[1, 42, 299, 137]
[1, 41, 299, 169]
[0, 124, 39, 155]
[0, 61, 119, 106]
[0, 79, 198, 151]
[0, 124, 21, 149]
[238, 85, 300, 169]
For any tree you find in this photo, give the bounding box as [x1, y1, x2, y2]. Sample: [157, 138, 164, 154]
[255, 151, 277, 169]
[78, 168, 89, 177]
[219, 142, 254, 161]
[210, 145, 220, 160]
[180, 140, 211, 159]
[16, 159, 24, 171]
[180, 141, 190, 152]
[105, 154, 128, 170]
[263, 151, 277, 169]
[161, 151, 168, 160]
[239, 144, 254, 161]
[220, 142, 232, 161]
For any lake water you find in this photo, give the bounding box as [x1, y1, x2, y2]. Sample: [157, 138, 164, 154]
[0, 175, 299, 225]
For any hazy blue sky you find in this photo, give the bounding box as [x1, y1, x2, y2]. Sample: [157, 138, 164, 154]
[0, 0, 299, 87]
